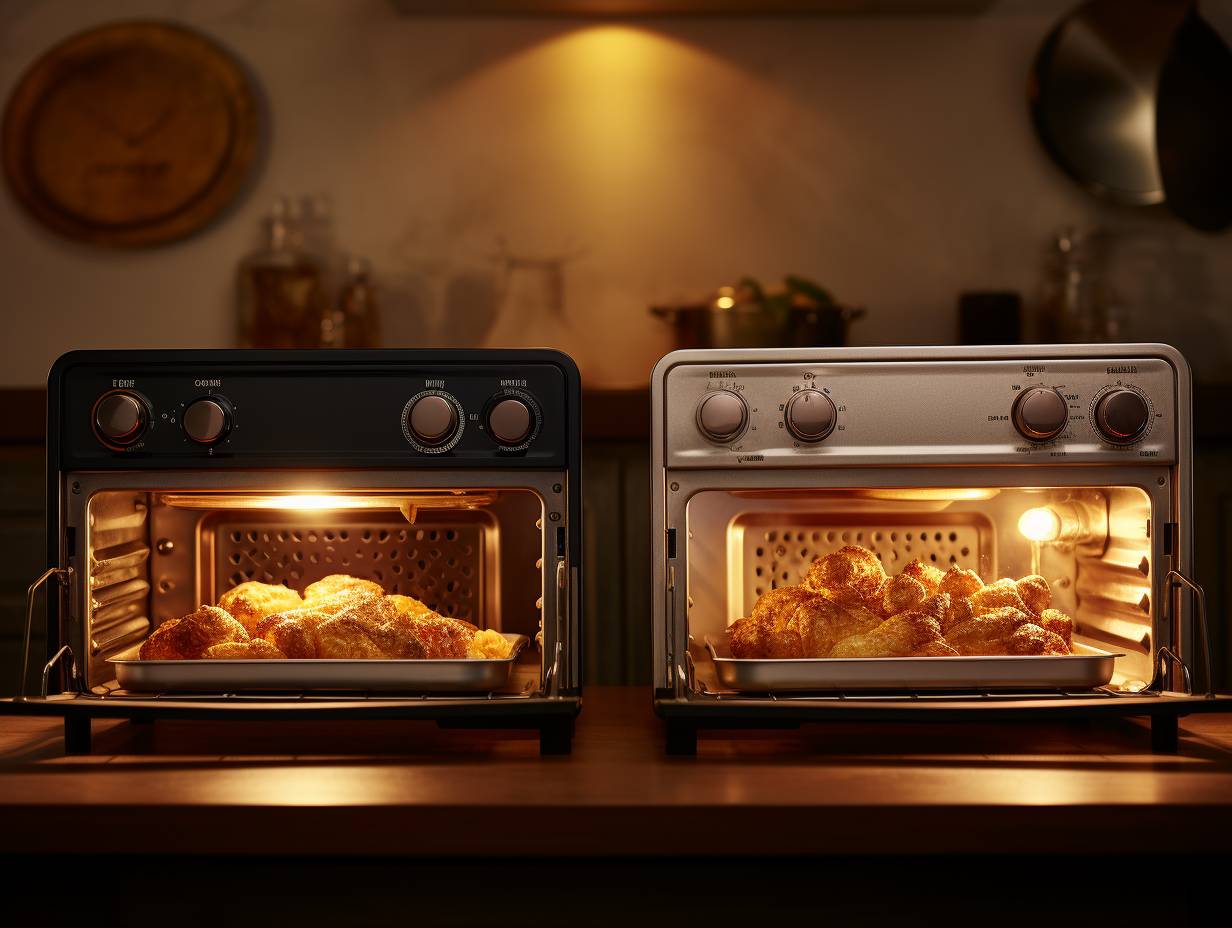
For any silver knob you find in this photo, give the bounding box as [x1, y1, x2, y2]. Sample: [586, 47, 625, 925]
[182, 397, 232, 445]
[785, 389, 837, 442]
[696, 390, 748, 443]
[1012, 387, 1068, 442]
[407, 394, 459, 446]
[93, 391, 148, 447]
[488, 397, 533, 446]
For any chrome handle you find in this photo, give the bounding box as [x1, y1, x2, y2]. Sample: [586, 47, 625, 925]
[544, 558, 566, 696]
[1166, 569, 1214, 699]
[19, 566, 72, 701]
[41, 645, 76, 699]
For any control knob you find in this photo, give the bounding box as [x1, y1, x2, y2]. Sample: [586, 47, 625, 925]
[92, 391, 149, 448]
[488, 396, 534, 446]
[1012, 387, 1068, 442]
[406, 393, 460, 448]
[784, 389, 837, 442]
[1095, 388, 1150, 444]
[183, 397, 233, 445]
[696, 390, 748, 443]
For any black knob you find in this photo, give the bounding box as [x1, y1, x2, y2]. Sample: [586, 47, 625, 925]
[488, 397, 534, 446]
[1012, 387, 1068, 442]
[407, 394, 459, 447]
[785, 389, 837, 442]
[1095, 389, 1150, 444]
[183, 397, 232, 445]
[92, 391, 148, 447]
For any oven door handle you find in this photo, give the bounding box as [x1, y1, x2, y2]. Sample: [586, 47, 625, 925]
[543, 557, 566, 697]
[1165, 569, 1214, 699]
[17, 566, 73, 702]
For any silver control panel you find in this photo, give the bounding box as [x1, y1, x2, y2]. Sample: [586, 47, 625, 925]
[662, 357, 1178, 467]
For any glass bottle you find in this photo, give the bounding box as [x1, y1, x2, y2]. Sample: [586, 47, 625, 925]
[322, 256, 380, 348]
[236, 198, 326, 348]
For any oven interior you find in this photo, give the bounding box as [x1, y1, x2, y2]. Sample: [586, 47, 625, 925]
[685, 485, 1157, 691]
[81, 488, 547, 693]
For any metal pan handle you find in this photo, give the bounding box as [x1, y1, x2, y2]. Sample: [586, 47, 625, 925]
[17, 566, 73, 701]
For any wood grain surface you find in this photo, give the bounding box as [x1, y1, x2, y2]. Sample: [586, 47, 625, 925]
[1, 687, 1230, 856]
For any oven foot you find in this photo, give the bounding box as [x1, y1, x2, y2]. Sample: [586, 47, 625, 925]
[1150, 714, 1179, 753]
[665, 722, 698, 756]
[539, 717, 574, 755]
[63, 716, 91, 755]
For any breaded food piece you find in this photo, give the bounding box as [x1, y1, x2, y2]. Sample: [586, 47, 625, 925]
[732, 586, 883, 658]
[468, 629, 513, 659]
[257, 615, 318, 659]
[944, 606, 1034, 656]
[877, 573, 929, 618]
[899, 560, 945, 594]
[388, 611, 475, 659]
[1038, 608, 1074, 650]
[1005, 623, 1070, 655]
[204, 639, 287, 660]
[218, 581, 303, 634]
[967, 583, 1029, 617]
[802, 545, 886, 608]
[303, 574, 384, 602]
[387, 593, 434, 618]
[939, 565, 983, 600]
[830, 607, 955, 658]
[315, 614, 392, 659]
[1015, 575, 1051, 616]
[139, 605, 248, 660]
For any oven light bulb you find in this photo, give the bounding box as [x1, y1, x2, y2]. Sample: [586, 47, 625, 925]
[1018, 507, 1062, 542]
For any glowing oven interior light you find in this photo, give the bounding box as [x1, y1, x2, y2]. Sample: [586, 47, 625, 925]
[1018, 506, 1063, 542]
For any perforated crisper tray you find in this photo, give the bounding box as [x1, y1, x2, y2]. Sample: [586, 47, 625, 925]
[110, 633, 528, 693]
[703, 634, 1121, 692]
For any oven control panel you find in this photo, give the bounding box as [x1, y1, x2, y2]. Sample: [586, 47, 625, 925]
[662, 356, 1180, 468]
[57, 353, 572, 469]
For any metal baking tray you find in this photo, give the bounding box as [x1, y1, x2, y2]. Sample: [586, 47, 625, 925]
[703, 634, 1122, 692]
[110, 633, 529, 693]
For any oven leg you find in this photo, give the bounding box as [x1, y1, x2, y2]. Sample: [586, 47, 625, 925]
[665, 721, 697, 756]
[539, 717, 574, 755]
[63, 716, 91, 755]
[1150, 714, 1179, 753]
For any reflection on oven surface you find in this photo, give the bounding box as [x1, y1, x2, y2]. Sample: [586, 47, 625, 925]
[729, 544, 1074, 659]
[139, 574, 512, 661]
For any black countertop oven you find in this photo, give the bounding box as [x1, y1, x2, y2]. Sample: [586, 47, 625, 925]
[652, 344, 1230, 754]
[4, 349, 581, 754]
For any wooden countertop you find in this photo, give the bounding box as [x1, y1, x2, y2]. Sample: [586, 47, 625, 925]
[2, 687, 1231, 857]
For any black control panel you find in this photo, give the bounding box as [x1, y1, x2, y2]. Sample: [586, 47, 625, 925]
[53, 350, 576, 470]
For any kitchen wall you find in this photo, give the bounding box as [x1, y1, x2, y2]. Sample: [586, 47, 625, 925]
[0, 0, 1228, 388]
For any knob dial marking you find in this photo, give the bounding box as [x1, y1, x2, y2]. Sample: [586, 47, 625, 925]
[785, 389, 837, 442]
[402, 391, 465, 453]
[1095, 388, 1150, 444]
[92, 390, 149, 448]
[182, 397, 232, 445]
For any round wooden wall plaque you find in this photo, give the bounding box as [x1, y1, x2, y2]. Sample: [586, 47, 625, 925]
[2, 21, 260, 247]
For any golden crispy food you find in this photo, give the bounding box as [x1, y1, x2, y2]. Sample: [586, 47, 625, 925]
[387, 593, 434, 617]
[731, 586, 883, 658]
[944, 606, 1035, 656]
[939, 565, 983, 600]
[303, 574, 385, 602]
[1038, 608, 1074, 650]
[1005, 623, 1070, 656]
[1015, 575, 1051, 615]
[830, 597, 956, 658]
[139, 605, 248, 660]
[802, 545, 886, 608]
[877, 573, 929, 618]
[204, 639, 287, 660]
[967, 583, 1029, 618]
[389, 611, 476, 659]
[315, 614, 392, 659]
[217, 581, 303, 634]
[468, 629, 513, 659]
[256, 614, 319, 659]
[899, 559, 945, 594]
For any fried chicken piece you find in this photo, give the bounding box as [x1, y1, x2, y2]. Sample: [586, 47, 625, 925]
[139, 605, 248, 660]
[1038, 608, 1074, 650]
[217, 581, 303, 633]
[468, 629, 513, 659]
[303, 574, 385, 602]
[967, 583, 1029, 617]
[731, 586, 884, 658]
[944, 606, 1035, 656]
[1015, 575, 1051, 616]
[387, 611, 476, 659]
[877, 573, 929, 618]
[256, 615, 319, 659]
[830, 598, 956, 657]
[314, 614, 392, 659]
[939, 565, 983, 600]
[387, 593, 434, 618]
[899, 559, 945, 594]
[204, 639, 287, 660]
[802, 545, 887, 609]
[1005, 623, 1070, 655]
